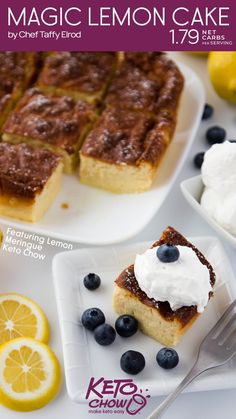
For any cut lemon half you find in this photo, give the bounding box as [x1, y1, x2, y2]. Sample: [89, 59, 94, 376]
[0, 293, 50, 345]
[0, 337, 61, 411]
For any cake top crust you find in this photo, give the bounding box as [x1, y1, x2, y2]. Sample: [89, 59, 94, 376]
[3, 88, 95, 154]
[0, 52, 37, 113]
[80, 107, 176, 166]
[106, 52, 184, 114]
[0, 142, 61, 199]
[37, 52, 117, 94]
[115, 226, 216, 326]
[80, 106, 155, 164]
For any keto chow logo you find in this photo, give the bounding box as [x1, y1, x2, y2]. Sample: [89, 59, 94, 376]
[86, 377, 150, 416]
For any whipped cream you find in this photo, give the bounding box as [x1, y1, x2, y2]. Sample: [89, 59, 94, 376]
[201, 141, 236, 235]
[134, 246, 211, 313]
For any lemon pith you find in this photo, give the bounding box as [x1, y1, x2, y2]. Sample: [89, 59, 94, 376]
[0, 293, 50, 345]
[0, 337, 61, 411]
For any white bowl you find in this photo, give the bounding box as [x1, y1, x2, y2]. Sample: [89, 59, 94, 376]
[181, 176, 236, 248]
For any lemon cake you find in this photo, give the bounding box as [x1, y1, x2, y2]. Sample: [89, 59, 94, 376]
[0, 52, 39, 130]
[80, 52, 184, 193]
[113, 227, 216, 346]
[0, 143, 63, 223]
[37, 52, 118, 102]
[80, 106, 175, 193]
[2, 89, 96, 173]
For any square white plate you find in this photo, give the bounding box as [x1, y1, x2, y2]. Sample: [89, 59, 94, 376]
[0, 62, 204, 245]
[181, 176, 236, 248]
[53, 237, 236, 403]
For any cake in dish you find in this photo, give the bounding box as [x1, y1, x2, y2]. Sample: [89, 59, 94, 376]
[80, 52, 184, 193]
[201, 141, 236, 236]
[2, 88, 96, 174]
[80, 106, 176, 193]
[37, 52, 118, 102]
[113, 226, 216, 346]
[0, 143, 63, 223]
[0, 52, 39, 130]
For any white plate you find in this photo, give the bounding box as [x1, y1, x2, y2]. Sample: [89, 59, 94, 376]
[53, 237, 236, 403]
[181, 176, 236, 248]
[0, 63, 204, 245]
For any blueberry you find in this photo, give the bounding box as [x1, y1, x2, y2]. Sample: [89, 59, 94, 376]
[202, 104, 214, 120]
[115, 315, 138, 337]
[83, 273, 101, 290]
[156, 244, 180, 263]
[120, 350, 145, 375]
[94, 323, 116, 346]
[193, 152, 205, 169]
[81, 308, 105, 331]
[206, 126, 226, 145]
[156, 348, 179, 369]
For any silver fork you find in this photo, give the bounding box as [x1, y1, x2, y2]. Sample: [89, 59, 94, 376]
[147, 299, 236, 419]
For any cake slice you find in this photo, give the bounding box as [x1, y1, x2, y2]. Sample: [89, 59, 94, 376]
[0, 143, 63, 223]
[113, 227, 216, 346]
[80, 53, 184, 193]
[2, 88, 96, 174]
[0, 52, 39, 130]
[80, 106, 175, 193]
[37, 52, 118, 103]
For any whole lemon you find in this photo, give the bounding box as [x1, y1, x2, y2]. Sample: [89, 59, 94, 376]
[208, 52, 236, 103]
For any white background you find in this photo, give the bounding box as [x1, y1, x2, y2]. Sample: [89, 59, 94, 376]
[1, 52, 236, 419]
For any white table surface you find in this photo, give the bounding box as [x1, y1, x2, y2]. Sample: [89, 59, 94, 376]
[1, 52, 236, 419]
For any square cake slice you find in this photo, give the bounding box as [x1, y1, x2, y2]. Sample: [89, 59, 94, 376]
[0, 52, 39, 130]
[0, 143, 63, 223]
[105, 52, 184, 115]
[113, 227, 216, 346]
[2, 88, 96, 174]
[37, 52, 118, 102]
[79, 107, 175, 193]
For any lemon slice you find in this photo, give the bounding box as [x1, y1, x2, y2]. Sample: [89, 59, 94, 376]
[0, 337, 61, 411]
[0, 293, 49, 344]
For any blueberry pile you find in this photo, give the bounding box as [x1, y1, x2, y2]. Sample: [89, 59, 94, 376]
[81, 272, 180, 375]
[193, 103, 234, 169]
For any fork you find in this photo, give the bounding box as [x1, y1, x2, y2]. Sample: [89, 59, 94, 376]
[147, 299, 236, 419]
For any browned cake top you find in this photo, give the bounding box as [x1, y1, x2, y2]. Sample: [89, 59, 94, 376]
[0, 52, 37, 113]
[81, 106, 176, 166]
[80, 106, 155, 164]
[37, 52, 116, 94]
[0, 143, 61, 199]
[115, 227, 216, 326]
[3, 89, 95, 154]
[0, 52, 29, 93]
[106, 52, 184, 114]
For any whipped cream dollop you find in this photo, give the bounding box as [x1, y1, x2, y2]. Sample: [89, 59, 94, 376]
[134, 246, 211, 313]
[201, 141, 236, 236]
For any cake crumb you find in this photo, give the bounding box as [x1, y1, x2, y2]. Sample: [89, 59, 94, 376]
[61, 202, 69, 209]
